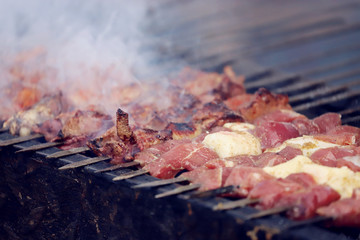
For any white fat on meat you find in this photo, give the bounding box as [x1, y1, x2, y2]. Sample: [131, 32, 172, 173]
[263, 155, 360, 198]
[266, 135, 340, 157]
[343, 155, 360, 168]
[223, 122, 255, 132]
[202, 123, 261, 158]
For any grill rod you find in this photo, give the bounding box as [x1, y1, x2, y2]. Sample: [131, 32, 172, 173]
[246, 55, 360, 90]
[0, 134, 43, 147]
[289, 79, 360, 103]
[293, 89, 360, 112]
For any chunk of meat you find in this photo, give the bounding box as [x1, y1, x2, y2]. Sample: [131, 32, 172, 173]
[172, 66, 245, 103]
[14, 87, 41, 110]
[193, 101, 244, 130]
[224, 94, 253, 111]
[223, 167, 274, 197]
[51, 110, 114, 150]
[3, 92, 68, 136]
[310, 146, 360, 171]
[133, 128, 172, 151]
[32, 118, 63, 141]
[292, 117, 320, 135]
[254, 109, 306, 125]
[180, 167, 224, 191]
[236, 88, 292, 122]
[279, 185, 340, 220]
[254, 121, 300, 149]
[165, 122, 202, 140]
[315, 125, 360, 146]
[317, 188, 360, 227]
[277, 146, 303, 161]
[144, 143, 219, 179]
[87, 127, 138, 164]
[249, 173, 316, 207]
[313, 113, 342, 134]
[135, 139, 191, 166]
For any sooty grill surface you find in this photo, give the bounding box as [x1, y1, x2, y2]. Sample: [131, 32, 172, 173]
[0, 133, 357, 240]
[142, 0, 360, 125]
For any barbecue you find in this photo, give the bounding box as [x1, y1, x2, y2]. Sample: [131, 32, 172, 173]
[1, 0, 360, 239]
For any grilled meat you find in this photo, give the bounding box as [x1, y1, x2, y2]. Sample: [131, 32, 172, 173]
[225, 88, 292, 122]
[3, 92, 68, 136]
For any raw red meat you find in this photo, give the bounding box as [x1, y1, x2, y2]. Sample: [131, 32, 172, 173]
[312, 113, 342, 134]
[310, 146, 360, 171]
[144, 143, 219, 179]
[317, 188, 360, 227]
[254, 121, 300, 149]
[223, 166, 274, 197]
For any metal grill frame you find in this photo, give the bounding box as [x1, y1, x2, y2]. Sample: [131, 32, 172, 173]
[0, 133, 357, 240]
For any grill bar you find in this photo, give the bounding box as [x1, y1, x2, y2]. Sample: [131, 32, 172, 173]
[213, 198, 260, 211]
[45, 146, 90, 159]
[341, 115, 360, 124]
[245, 206, 292, 220]
[0, 134, 43, 147]
[284, 216, 334, 230]
[185, 185, 238, 199]
[339, 106, 360, 115]
[186, 22, 360, 69]
[165, 17, 346, 61]
[275, 69, 360, 94]
[94, 161, 140, 173]
[155, 184, 201, 199]
[276, 42, 360, 69]
[132, 177, 188, 189]
[58, 156, 111, 170]
[112, 169, 149, 181]
[289, 79, 359, 103]
[0, 127, 8, 133]
[16, 141, 63, 153]
[293, 89, 360, 112]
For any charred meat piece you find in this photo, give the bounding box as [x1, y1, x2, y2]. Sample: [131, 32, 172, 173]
[3, 92, 68, 136]
[52, 110, 114, 150]
[133, 128, 172, 151]
[225, 88, 291, 122]
[193, 101, 244, 130]
[171, 66, 245, 103]
[88, 127, 136, 164]
[165, 122, 202, 140]
[116, 108, 134, 142]
[32, 117, 64, 141]
[88, 108, 173, 163]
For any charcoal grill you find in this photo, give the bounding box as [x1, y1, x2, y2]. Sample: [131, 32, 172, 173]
[1, 0, 360, 239]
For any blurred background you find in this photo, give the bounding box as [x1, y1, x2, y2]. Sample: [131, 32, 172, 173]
[1, 0, 360, 122]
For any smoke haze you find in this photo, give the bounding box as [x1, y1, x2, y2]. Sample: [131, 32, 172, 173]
[0, 0, 177, 115]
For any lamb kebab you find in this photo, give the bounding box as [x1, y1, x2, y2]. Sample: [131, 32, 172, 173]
[128, 108, 360, 226]
[2, 62, 360, 229]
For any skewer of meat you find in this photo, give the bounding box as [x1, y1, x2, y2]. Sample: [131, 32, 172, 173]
[107, 108, 344, 181]
[127, 109, 343, 180]
[317, 188, 360, 227]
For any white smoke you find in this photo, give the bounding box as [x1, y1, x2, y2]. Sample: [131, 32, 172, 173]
[0, 0, 176, 115]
